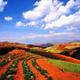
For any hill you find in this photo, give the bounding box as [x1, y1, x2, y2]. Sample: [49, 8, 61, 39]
[45, 42, 80, 59]
[45, 42, 80, 53]
[0, 42, 80, 80]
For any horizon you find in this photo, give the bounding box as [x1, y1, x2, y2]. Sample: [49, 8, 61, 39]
[0, 0, 80, 44]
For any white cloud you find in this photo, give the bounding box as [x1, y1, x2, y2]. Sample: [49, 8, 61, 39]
[58, 0, 75, 14]
[0, 0, 7, 12]
[23, 33, 52, 39]
[22, 0, 52, 20]
[26, 21, 38, 26]
[17, 0, 80, 32]
[22, 32, 80, 43]
[16, 21, 25, 27]
[43, 0, 80, 29]
[66, 27, 76, 31]
[44, 14, 75, 29]
[22, 32, 78, 39]
[16, 21, 38, 27]
[22, 0, 79, 21]
[4, 16, 13, 21]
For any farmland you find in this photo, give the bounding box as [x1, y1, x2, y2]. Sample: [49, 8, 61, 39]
[0, 42, 80, 80]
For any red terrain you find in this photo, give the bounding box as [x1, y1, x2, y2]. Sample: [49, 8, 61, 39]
[0, 48, 80, 80]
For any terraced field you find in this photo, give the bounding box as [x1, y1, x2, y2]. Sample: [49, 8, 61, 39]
[0, 49, 80, 80]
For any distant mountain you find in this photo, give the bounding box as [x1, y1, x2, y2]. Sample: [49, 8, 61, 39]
[34, 43, 53, 48]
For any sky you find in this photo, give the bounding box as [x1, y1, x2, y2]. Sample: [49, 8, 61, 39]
[0, 0, 80, 44]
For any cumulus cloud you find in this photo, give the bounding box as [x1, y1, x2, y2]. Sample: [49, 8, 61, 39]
[0, 0, 7, 12]
[43, 0, 80, 29]
[16, 21, 38, 27]
[44, 14, 75, 29]
[16, 0, 80, 32]
[22, 0, 52, 20]
[16, 21, 25, 27]
[43, 0, 76, 23]
[4, 16, 13, 21]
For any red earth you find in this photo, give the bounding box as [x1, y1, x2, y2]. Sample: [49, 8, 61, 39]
[0, 49, 80, 80]
[37, 59, 80, 80]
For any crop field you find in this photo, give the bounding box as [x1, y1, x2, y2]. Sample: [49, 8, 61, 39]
[0, 42, 80, 80]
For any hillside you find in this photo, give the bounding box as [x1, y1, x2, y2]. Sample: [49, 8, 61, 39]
[45, 42, 80, 53]
[45, 42, 80, 59]
[0, 42, 80, 80]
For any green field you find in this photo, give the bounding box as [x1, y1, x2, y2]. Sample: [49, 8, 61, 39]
[48, 59, 80, 73]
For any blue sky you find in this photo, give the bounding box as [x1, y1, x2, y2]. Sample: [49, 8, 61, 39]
[0, 0, 80, 44]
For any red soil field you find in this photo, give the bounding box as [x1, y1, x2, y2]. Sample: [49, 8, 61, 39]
[0, 48, 80, 80]
[0, 61, 13, 77]
[14, 60, 24, 80]
[37, 59, 63, 80]
[8, 49, 30, 56]
[61, 72, 80, 80]
[27, 60, 46, 80]
[37, 59, 80, 80]
[8, 49, 25, 55]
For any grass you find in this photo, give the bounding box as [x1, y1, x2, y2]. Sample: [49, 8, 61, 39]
[48, 59, 80, 73]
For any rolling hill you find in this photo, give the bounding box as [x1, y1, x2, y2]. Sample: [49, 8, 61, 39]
[0, 42, 80, 80]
